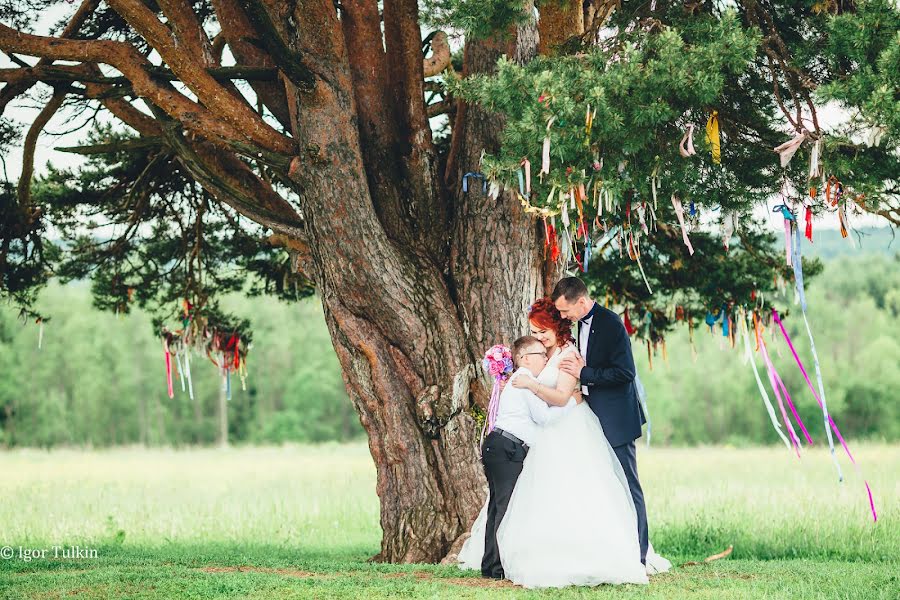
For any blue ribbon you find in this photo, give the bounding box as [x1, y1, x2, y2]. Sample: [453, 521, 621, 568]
[721, 303, 729, 337]
[583, 235, 592, 272]
[790, 225, 842, 481]
[462, 172, 487, 194]
[773, 204, 796, 221]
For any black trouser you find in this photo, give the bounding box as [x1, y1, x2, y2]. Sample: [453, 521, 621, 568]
[613, 440, 648, 565]
[480, 429, 528, 578]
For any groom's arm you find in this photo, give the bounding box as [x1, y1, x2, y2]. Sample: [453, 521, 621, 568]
[579, 318, 636, 389]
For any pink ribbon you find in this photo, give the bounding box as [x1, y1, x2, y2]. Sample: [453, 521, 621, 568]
[756, 320, 814, 455]
[772, 310, 878, 522]
[479, 378, 503, 452]
[163, 338, 174, 399]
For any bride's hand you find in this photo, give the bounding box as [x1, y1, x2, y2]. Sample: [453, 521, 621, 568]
[510, 374, 536, 390]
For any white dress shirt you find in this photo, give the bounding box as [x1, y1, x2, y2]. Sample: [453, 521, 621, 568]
[578, 303, 596, 396]
[493, 366, 574, 446]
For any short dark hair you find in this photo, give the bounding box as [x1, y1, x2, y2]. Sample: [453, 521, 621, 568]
[551, 277, 589, 303]
[512, 335, 543, 367]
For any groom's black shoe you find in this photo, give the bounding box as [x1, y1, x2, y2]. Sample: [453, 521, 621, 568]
[481, 569, 504, 580]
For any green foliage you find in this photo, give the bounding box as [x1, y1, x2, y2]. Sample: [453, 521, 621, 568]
[31, 125, 314, 334]
[422, 0, 532, 39]
[443, 0, 898, 338]
[820, 0, 900, 146]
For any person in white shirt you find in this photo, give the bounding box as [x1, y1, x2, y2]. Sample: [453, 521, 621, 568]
[480, 335, 574, 579]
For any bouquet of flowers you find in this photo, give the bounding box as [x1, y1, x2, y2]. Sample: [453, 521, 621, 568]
[480, 344, 514, 449]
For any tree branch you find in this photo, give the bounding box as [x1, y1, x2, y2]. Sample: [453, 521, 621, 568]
[211, 0, 293, 129]
[104, 0, 295, 155]
[156, 0, 216, 67]
[236, 0, 316, 91]
[147, 105, 305, 240]
[18, 89, 67, 207]
[0, 23, 283, 160]
[0, 0, 100, 116]
[0, 65, 281, 86]
[55, 137, 164, 154]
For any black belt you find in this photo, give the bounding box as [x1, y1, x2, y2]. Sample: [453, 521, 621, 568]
[493, 427, 529, 452]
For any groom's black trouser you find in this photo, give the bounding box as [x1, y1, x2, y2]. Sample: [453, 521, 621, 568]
[613, 440, 648, 565]
[480, 429, 527, 579]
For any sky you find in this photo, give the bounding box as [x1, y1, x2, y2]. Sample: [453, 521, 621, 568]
[1, 4, 889, 236]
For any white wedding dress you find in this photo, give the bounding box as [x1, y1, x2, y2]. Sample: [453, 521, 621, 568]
[457, 343, 671, 587]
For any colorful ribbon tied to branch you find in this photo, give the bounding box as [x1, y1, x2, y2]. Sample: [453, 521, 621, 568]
[774, 131, 806, 168]
[705, 111, 721, 165]
[462, 172, 487, 194]
[773, 310, 877, 522]
[773, 204, 796, 266]
[679, 123, 696, 157]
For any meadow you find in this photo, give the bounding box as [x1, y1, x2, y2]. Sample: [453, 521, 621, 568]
[0, 443, 897, 599]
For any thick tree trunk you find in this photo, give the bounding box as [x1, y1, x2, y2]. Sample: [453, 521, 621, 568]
[271, 0, 556, 564]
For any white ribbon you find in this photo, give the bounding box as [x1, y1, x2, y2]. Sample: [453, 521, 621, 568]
[679, 124, 696, 157]
[774, 132, 806, 168]
[670, 194, 695, 255]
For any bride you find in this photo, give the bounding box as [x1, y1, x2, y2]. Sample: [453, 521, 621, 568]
[457, 298, 670, 587]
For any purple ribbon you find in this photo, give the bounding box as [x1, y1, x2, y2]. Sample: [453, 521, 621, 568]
[479, 378, 503, 452]
[772, 309, 877, 522]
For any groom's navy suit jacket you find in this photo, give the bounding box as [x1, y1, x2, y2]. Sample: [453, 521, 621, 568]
[578, 303, 646, 448]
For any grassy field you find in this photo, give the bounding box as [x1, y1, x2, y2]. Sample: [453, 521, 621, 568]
[0, 443, 896, 599]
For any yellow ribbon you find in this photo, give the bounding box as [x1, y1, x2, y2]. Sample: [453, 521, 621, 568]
[706, 110, 721, 165]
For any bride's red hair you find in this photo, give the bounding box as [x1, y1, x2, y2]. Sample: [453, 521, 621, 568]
[527, 297, 574, 346]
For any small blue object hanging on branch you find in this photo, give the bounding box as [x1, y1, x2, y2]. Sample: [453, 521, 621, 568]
[462, 172, 487, 194]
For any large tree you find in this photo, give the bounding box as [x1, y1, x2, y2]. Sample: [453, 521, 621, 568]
[0, 0, 896, 563]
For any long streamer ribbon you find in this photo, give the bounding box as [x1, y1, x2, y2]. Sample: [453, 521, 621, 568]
[174, 350, 186, 392]
[671, 195, 695, 255]
[479, 378, 503, 452]
[773, 310, 877, 522]
[163, 339, 174, 399]
[755, 318, 803, 456]
[184, 349, 195, 401]
[739, 310, 791, 449]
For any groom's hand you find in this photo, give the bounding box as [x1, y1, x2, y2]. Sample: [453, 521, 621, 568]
[559, 354, 585, 379]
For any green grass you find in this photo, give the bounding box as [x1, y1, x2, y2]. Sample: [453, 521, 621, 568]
[0, 443, 897, 599]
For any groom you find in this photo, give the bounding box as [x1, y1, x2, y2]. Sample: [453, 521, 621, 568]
[553, 276, 649, 566]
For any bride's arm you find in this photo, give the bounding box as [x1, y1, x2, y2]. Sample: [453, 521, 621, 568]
[514, 370, 578, 407]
